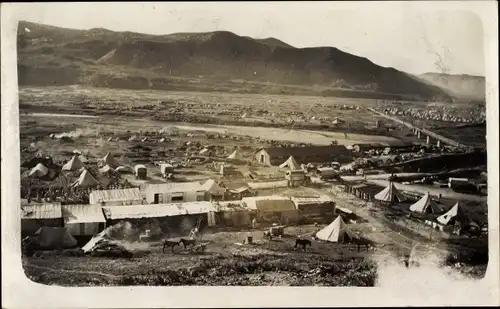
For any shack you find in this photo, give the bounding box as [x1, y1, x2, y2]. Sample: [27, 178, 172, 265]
[255, 145, 352, 166]
[62, 204, 106, 240]
[21, 203, 63, 237]
[89, 188, 144, 206]
[290, 195, 336, 223]
[141, 182, 207, 204]
[213, 201, 253, 227]
[242, 196, 299, 225]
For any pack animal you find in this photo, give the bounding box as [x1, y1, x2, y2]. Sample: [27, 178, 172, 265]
[295, 238, 312, 252]
[162, 239, 181, 253]
[180, 237, 197, 249]
[353, 237, 375, 251]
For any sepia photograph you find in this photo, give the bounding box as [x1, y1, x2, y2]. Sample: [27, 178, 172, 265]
[1, 1, 499, 307]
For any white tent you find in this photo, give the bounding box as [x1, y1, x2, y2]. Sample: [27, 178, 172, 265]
[29, 163, 49, 178]
[227, 150, 237, 159]
[128, 135, 138, 142]
[279, 156, 300, 170]
[199, 148, 209, 155]
[115, 166, 131, 173]
[409, 193, 443, 214]
[159, 138, 166, 143]
[62, 155, 84, 171]
[107, 137, 113, 142]
[201, 179, 226, 196]
[437, 202, 459, 225]
[72, 169, 99, 188]
[374, 182, 407, 203]
[100, 152, 118, 168]
[315, 216, 359, 243]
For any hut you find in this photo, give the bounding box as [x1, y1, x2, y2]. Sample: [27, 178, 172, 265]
[89, 188, 144, 206]
[134, 165, 147, 180]
[213, 201, 253, 227]
[21, 203, 63, 237]
[242, 196, 299, 225]
[290, 195, 336, 223]
[62, 204, 107, 240]
[141, 182, 207, 204]
[160, 163, 174, 177]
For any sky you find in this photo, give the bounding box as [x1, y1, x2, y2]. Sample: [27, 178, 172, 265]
[8, 2, 486, 76]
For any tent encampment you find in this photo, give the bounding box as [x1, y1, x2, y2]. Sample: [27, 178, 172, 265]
[437, 202, 460, 225]
[279, 156, 300, 170]
[409, 193, 443, 214]
[32, 227, 78, 250]
[99, 152, 118, 168]
[62, 155, 84, 171]
[72, 169, 99, 188]
[374, 182, 407, 203]
[29, 163, 49, 178]
[315, 216, 359, 243]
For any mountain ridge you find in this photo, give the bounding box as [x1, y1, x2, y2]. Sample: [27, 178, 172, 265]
[17, 21, 481, 102]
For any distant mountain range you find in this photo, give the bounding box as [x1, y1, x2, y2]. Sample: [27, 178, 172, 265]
[17, 21, 485, 102]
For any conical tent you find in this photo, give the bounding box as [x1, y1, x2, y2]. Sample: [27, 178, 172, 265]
[100, 152, 118, 168]
[33, 227, 78, 250]
[29, 163, 49, 178]
[437, 202, 459, 225]
[227, 150, 237, 159]
[316, 216, 359, 243]
[279, 156, 300, 170]
[72, 169, 99, 188]
[409, 193, 442, 213]
[62, 155, 84, 171]
[374, 182, 407, 203]
[128, 135, 138, 142]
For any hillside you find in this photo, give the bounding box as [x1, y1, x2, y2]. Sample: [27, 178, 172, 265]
[418, 73, 485, 102]
[17, 21, 453, 101]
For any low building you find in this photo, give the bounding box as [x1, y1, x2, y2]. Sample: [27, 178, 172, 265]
[141, 182, 207, 204]
[213, 201, 253, 227]
[316, 167, 339, 180]
[290, 195, 336, 223]
[89, 188, 144, 206]
[134, 165, 147, 180]
[285, 169, 308, 187]
[242, 196, 299, 225]
[62, 204, 106, 238]
[255, 145, 352, 166]
[21, 203, 63, 237]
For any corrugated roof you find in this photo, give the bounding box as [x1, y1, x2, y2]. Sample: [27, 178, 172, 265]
[102, 201, 215, 220]
[62, 204, 106, 224]
[21, 203, 62, 219]
[141, 182, 204, 193]
[241, 196, 290, 210]
[89, 188, 143, 203]
[255, 199, 296, 212]
[291, 195, 333, 206]
[257, 145, 351, 158]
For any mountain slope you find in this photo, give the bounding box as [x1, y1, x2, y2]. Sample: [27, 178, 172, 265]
[418, 73, 485, 102]
[17, 21, 452, 101]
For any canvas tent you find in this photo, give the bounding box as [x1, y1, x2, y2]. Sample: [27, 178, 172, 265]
[31, 227, 78, 250]
[62, 155, 84, 171]
[409, 193, 443, 214]
[374, 182, 407, 203]
[227, 150, 238, 159]
[72, 169, 99, 188]
[315, 216, 359, 243]
[29, 163, 49, 178]
[279, 156, 300, 170]
[436, 202, 460, 225]
[100, 152, 118, 168]
[128, 135, 138, 142]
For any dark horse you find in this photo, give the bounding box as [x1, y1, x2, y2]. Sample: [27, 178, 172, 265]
[180, 237, 197, 249]
[162, 239, 181, 253]
[352, 237, 376, 252]
[295, 238, 312, 252]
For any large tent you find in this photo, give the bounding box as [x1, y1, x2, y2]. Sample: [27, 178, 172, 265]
[62, 155, 84, 171]
[72, 169, 99, 188]
[279, 156, 301, 170]
[409, 192, 443, 214]
[315, 216, 359, 243]
[99, 152, 118, 168]
[436, 202, 460, 225]
[374, 182, 407, 203]
[227, 150, 238, 159]
[29, 163, 49, 178]
[32, 227, 78, 250]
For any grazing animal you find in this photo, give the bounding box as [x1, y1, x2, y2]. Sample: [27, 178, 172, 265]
[295, 238, 312, 252]
[162, 239, 181, 253]
[180, 237, 197, 249]
[263, 231, 273, 240]
[353, 237, 375, 252]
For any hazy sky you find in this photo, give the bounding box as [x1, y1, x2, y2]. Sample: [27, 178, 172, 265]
[11, 2, 486, 76]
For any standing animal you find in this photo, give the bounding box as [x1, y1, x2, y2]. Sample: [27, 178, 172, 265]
[162, 239, 181, 253]
[263, 231, 273, 240]
[353, 237, 375, 252]
[295, 238, 312, 252]
[180, 237, 197, 249]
